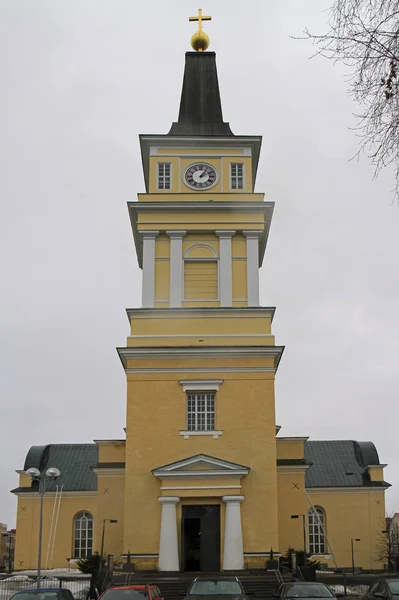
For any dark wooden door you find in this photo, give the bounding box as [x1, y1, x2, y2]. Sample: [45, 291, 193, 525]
[182, 505, 220, 572]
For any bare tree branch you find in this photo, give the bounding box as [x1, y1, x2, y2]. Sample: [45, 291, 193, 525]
[297, 0, 399, 202]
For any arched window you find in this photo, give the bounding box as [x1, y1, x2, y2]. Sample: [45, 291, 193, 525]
[184, 245, 218, 301]
[73, 511, 93, 558]
[308, 507, 326, 555]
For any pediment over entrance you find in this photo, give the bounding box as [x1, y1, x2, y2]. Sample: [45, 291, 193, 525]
[152, 453, 250, 478]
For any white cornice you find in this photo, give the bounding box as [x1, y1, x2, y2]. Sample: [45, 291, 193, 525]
[117, 345, 284, 370]
[93, 439, 126, 445]
[152, 453, 250, 479]
[128, 200, 273, 268]
[125, 367, 275, 374]
[126, 306, 276, 320]
[276, 437, 309, 442]
[156, 470, 249, 478]
[130, 200, 273, 212]
[179, 379, 223, 391]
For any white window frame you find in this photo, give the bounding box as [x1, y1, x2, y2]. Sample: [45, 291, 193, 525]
[187, 391, 216, 432]
[179, 380, 223, 439]
[230, 163, 244, 190]
[73, 511, 93, 559]
[308, 507, 326, 555]
[157, 162, 172, 190]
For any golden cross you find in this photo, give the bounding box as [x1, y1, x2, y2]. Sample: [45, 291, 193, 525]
[189, 8, 211, 32]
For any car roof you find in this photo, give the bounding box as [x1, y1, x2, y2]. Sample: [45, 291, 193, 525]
[15, 590, 63, 594]
[193, 577, 239, 581]
[106, 587, 152, 590]
[281, 583, 329, 587]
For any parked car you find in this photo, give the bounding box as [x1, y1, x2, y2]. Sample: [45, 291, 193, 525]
[362, 579, 399, 600]
[183, 577, 248, 600]
[100, 586, 163, 600]
[274, 582, 343, 599]
[10, 589, 75, 600]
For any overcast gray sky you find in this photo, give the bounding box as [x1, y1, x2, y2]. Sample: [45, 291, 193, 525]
[1, 1, 398, 529]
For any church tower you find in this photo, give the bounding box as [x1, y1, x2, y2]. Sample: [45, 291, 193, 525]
[12, 10, 390, 574]
[117, 11, 284, 572]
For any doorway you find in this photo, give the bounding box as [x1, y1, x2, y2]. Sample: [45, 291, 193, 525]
[182, 505, 220, 572]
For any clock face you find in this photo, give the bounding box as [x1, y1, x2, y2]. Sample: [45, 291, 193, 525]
[184, 163, 218, 190]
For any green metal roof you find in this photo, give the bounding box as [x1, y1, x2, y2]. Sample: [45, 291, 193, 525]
[13, 444, 98, 493]
[12, 439, 389, 495]
[304, 440, 390, 488]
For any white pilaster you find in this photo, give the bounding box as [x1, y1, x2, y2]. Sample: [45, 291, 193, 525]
[141, 231, 159, 308]
[222, 495, 245, 570]
[158, 496, 180, 571]
[167, 231, 186, 308]
[216, 231, 235, 307]
[243, 231, 261, 306]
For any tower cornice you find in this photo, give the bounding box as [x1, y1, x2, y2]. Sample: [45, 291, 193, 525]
[128, 200, 274, 268]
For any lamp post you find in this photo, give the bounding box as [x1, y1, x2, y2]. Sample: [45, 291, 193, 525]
[351, 538, 361, 574]
[100, 519, 118, 569]
[291, 514, 307, 566]
[25, 466, 61, 588]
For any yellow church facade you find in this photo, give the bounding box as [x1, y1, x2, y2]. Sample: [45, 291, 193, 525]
[12, 18, 389, 574]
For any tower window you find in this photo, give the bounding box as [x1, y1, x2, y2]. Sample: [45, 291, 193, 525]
[308, 507, 326, 555]
[230, 163, 244, 190]
[157, 163, 171, 190]
[187, 392, 215, 431]
[73, 511, 93, 558]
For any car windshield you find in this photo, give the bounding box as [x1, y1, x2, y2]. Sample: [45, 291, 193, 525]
[102, 591, 148, 600]
[284, 584, 334, 598]
[189, 581, 243, 595]
[388, 582, 399, 595]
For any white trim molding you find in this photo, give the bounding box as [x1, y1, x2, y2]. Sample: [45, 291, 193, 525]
[216, 230, 235, 307]
[152, 453, 250, 479]
[180, 430, 223, 440]
[167, 230, 186, 307]
[243, 230, 262, 306]
[118, 345, 284, 370]
[179, 379, 223, 392]
[141, 231, 159, 308]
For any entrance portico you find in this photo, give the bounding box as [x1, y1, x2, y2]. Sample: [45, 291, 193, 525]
[152, 454, 250, 572]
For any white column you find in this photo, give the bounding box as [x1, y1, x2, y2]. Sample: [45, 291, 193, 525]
[222, 495, 245, 570]
[216, 230, 235, 307]
[166, 231, 186, 308]
[141, 231, 159, 308]
[243, 231, 261, 306]
[158, 496, 180, 571]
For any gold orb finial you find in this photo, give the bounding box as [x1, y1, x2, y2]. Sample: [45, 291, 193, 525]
[189, 8, 212, 52]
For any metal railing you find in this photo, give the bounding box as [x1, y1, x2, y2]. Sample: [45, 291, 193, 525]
[0, 576, 91, 600]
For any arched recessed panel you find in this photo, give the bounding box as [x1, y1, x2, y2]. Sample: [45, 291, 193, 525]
[184, 244, 218, 259]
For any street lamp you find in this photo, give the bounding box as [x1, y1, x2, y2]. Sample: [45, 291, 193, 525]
[351, 538, 361, 574]
[100, 519, 118, 569]
[291, 514, 307, 566]
[26, 466, 61, 588]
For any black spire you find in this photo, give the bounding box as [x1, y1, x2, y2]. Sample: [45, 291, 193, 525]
[168, 52, 234, 136]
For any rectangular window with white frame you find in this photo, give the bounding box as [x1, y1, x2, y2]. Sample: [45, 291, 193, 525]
[230, 163, 244, 190]
[157, 162, 171, 190]
[187, 392, 216, 431]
